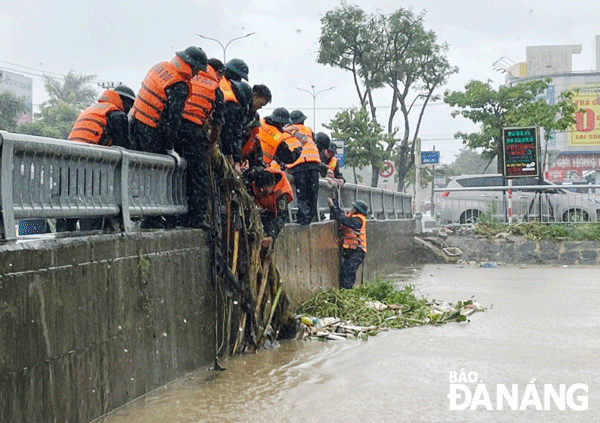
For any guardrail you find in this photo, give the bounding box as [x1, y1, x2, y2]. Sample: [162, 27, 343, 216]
[0, 130, 186, 239]
[0, 130, 412, 239]
[434, 184, 600, 225]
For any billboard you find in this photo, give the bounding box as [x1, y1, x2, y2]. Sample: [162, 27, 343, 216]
[546, 152, 600, 182]
[502, 126, 540, 178]
[569, 84, 600, 146]
[0, 70, 33, 124]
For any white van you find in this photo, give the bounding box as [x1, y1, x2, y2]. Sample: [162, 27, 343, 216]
[437, 174, 600, 224]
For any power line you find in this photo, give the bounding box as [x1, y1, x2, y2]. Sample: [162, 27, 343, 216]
[0, 61, 121, 86]
[0, 60, 65, 77]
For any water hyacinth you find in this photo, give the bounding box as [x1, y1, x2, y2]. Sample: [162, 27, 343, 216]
[296, 279, 485, 339]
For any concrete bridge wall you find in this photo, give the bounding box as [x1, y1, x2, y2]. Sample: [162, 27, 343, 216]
[0, 219, 415, 422]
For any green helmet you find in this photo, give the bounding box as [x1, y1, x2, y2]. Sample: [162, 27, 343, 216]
[176, 46, 208, 72]
[352, 200, 368, 215]
[231, 81, 252, 108]
[225, 58, 249, 81]
[314, 132, 330, 151]
[266, 107, 291, 124]
[289, 110, 307, 124]
[113, 85, 136, 101]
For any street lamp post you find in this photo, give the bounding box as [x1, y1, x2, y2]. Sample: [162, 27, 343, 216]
[295, 85, 335, 129]
[195, 32, 256, 63]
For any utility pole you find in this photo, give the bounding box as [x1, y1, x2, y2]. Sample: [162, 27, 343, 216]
[195, 32, 255, 63]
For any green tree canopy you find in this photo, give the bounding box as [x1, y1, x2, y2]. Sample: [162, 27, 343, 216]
[325, 108, 391, 186]
[19, 70, 97, 139]
[319, 3, 457, 189]
[443, 78, 576, 172]
[0, 91, 30, 132]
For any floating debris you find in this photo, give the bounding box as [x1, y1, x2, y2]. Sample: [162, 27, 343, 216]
[296, 279, 487, 341]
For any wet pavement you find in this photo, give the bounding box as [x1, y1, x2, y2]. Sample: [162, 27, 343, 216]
[95, 264, 600, 422]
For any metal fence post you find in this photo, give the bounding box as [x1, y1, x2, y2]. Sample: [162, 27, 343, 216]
[118, 148, 132, 233]
[0, 135, 16, 239]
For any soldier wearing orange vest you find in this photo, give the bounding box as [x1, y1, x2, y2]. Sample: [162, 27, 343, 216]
[253, 108, 302, 167]
[68, 85, 135, 148]
[129, 46, 207, 154]
[284, 110, 323, 225]
[323, 143, 345, 186]
[176, 60, 225, 229]
[244, 166, 294, 244]
[327, 197, 368, 289]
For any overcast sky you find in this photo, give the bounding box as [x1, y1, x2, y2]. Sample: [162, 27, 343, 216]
[2, 0, 600, 163]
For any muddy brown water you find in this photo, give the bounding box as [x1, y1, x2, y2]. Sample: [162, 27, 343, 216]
[95, 264, 599, 422]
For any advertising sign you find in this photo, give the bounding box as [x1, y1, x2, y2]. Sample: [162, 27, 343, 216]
[0, 70, 33, 124]
[546, 152, 600, 182]
[502, 126, 540, 178]
[421, 151, 440, 165]
[569, 84, 600, 146]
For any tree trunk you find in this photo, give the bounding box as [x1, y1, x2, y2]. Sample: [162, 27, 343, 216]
[371, 167, 380, 187]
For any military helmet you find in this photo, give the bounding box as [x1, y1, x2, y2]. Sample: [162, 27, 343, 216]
[266, 107, 291, 124]
[289, 110, 307, 124]
[232, 80, 253, 108]
[176, 46, 208, 72]
[352, 200, 368, 216]
[225, 58, 249, 81]
[113, 85, 136, 101]
[314, 132, 331, 151]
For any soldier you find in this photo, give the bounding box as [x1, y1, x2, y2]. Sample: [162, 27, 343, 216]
[327, 197, 368, 289]
[129, 46, 207, 154]
[284, 110, 322, 225]
[177, 59, 225, 229]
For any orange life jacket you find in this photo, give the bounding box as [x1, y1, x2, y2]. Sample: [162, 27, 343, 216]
[68, 89, 124, 145]
[219, 77, 239, 104]
[242, 125, 262, 162]
[252, 167, 293, 216]
[286, 139, 321, 169]
[327, 156, 338, 172]
[182, 68, 219, 127]
[284, 123, 313, 145]
[284, 123, 320, 169]
[130, 56, 192, 128]
[255, 119, 287, 165]
[342, 213, 367, 252]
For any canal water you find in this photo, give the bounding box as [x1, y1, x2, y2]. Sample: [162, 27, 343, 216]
[96, 264, 599, 422]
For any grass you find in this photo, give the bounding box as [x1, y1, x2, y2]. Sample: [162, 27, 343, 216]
[474, 221, 600, 241]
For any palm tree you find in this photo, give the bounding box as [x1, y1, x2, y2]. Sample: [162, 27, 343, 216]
[19, 70, 98, 139]
[44, 70, 98, 107]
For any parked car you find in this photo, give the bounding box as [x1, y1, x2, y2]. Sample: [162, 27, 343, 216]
[437, 174, 600, 224]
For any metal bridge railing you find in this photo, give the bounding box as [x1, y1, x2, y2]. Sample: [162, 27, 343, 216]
[0, 130, 413, 239]
[0, 130, 186, 239]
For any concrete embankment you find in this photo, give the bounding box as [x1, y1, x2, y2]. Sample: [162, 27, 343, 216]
[443, 233, 600, 265]
[0, 218, 415, 422]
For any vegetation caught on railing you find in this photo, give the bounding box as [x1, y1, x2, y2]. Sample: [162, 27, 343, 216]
[474, 221, 600, 241]
[296, 279, 485, 340]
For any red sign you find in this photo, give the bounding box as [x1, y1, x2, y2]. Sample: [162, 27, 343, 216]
[379, 160, 394, 178]
[546, 152, 600, 182]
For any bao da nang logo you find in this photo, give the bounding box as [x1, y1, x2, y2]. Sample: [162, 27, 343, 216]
[448, 370, 588, 411]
